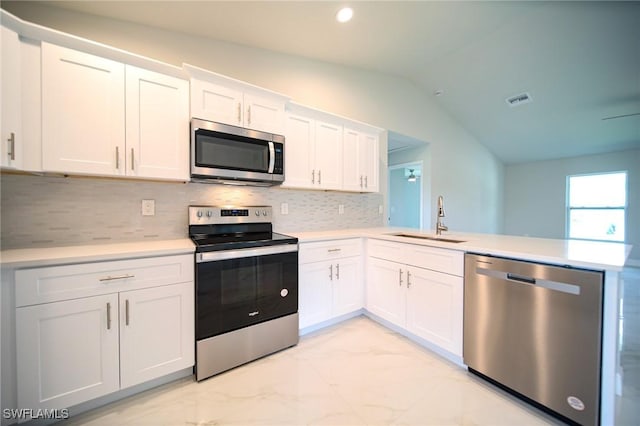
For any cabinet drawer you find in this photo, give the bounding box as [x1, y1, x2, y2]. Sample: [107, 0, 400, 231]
[366, 239, 406, 264]
[404, 245, 464, 277]
[299, 238, 361, 264]
[16, 254, 194, 307]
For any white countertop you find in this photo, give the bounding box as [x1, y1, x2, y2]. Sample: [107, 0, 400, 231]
[0, 239, 195, 269]
[291, 227, 633, 271]
[0, 229, 631, 272]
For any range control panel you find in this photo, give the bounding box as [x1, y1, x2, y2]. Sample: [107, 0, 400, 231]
[189, 206, 272, 225]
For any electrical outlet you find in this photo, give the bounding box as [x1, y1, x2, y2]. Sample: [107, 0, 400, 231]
[281, 202, 289, 215]
[378, 205, 383, 214]
[339, 204, 345, 215]
[141, 199, 155, 216]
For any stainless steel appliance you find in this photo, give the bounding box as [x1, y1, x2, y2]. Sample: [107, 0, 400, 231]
[191, 118, 285, 185]
[190, 206, 298, 381]
[464, 253, 604, 425]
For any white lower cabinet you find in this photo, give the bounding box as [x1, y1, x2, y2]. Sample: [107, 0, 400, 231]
[15, 254, 194, 411]
[299, 239, 363, 329]
[16, 294, 120, 411]
[367, 240, 463, 357]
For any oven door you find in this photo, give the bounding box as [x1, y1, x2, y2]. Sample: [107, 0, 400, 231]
[196, 244, 298, 340]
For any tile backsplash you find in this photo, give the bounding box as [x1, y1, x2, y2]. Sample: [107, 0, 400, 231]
[0, 174, 384, 249]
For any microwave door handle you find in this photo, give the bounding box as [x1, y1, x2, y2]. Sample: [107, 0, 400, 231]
[268, 142, 275, 173]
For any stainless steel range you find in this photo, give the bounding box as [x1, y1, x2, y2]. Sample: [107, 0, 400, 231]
[189, 206, 299, 381]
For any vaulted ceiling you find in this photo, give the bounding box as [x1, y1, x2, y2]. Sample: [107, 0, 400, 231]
[8, 1, 640, 164]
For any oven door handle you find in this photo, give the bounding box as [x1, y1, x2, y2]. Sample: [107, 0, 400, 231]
[197, 244, 298, 263]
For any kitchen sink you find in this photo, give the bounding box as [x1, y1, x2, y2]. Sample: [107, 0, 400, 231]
[386, 232, 467, 244]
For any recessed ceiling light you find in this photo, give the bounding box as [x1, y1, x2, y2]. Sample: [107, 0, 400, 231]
[336, 7, 354, 23]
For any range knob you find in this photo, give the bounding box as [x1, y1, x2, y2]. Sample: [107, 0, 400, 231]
[262, 210, 268, 216]
[206, 210, 213, 217]
[255, 211, 260, 217]
[197, 210, 203, 218]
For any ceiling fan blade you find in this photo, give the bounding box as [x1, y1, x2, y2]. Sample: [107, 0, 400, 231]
[601, 112, 640, 121]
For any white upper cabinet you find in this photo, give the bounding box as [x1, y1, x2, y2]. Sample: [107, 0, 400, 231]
[42, 42, 125, 176]
[186, 64, 288, 135]
[125, 65, 189, 180]
[284, 103, 380, 193]
[342, 127, 379, 193]
[313, 119, 343, 190]
[1, 25, 22, 169]
[41, 43, 189, 181]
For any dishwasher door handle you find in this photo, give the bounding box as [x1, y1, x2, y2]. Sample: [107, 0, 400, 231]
[476, 267, 581, 295]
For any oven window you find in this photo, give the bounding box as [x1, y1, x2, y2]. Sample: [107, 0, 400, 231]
[196, 132, 269, 172]
[196, 251, 298, 340]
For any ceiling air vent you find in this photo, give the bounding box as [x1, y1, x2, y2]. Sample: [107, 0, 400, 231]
[506, 92, 532, 107]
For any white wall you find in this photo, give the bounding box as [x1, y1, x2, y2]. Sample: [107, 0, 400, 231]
[1, 2, 504, 235]
[504, 149, 640, 263]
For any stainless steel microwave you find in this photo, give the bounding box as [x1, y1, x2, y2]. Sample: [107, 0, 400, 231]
[190, 118, 284, 185]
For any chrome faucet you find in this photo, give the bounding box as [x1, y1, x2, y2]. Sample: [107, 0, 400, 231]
[436, 195, 448, 236]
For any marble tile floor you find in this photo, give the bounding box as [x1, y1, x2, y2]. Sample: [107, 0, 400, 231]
[65, 316, 560, 426]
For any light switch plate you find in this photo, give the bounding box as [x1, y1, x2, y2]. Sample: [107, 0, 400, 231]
[142, 199, 155, 216]
[378, 205, 384, 214]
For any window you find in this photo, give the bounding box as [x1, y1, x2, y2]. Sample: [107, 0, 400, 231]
[567, 172, 627, 242]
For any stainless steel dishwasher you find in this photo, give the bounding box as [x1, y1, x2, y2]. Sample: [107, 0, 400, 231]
[464, 253, 604, 426]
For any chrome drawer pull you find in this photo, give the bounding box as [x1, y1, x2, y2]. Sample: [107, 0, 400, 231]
[327, 248, 342, 253]
[99, 274, 135, 282]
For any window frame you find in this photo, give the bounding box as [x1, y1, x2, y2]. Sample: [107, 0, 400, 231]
[565, 171, 628, 243]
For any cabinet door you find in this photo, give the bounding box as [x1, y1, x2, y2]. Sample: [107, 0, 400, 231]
[42, 43, 125, 176]
[119, 282, 194, 388]
[342, 128, 362, 192]
[299, 261, 333, 329]
[332, 257, 363, 317]
[366, 257, 405, 326]
[125, 66, 189, 180]
[190, 79, 243, 126]
[283, 113, 315, 189]
[243, 92, 284, 134]
[1, 25, 22, 169]
[314, 120, 343, 190]
[16, 294, 120, 410]
[405, 267, 463, 356]
[360, 132, 379, 193]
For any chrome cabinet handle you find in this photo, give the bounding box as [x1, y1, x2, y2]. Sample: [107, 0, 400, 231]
[407, 271, 412, 288]
[327, 248, 341, 253]
[365, 176, 368, 188]
[318, 170, 322, 184]
[99, 274, 135, 282]
[312, 170, 315, 184]
[336, 263, 340, 280]
[329, 264, 333, 281]
[115, 146, 120, 169]
[131, 148, 135, 171]
[237, 103, 242, 123]
[106, 302, 112, 330]
[399, 269, 403, 286]
[7, 132, 15, 161]
[360, 175, 363, 188]
[125, 299, 130, 326]
[247, 105, 251, 125]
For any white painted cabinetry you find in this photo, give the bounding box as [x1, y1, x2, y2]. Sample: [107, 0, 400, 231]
[283, 107, 343, 191]
[186, 64, 288, 135]
[1, 24, 22, 169]
[125, 65, 189, 180]
[342, 127, 379, 193]
[15, 254, 194, 411]
[41, 43, 189, 180]
[298, 239, 363, 329]
[366, 239, 464, 356]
